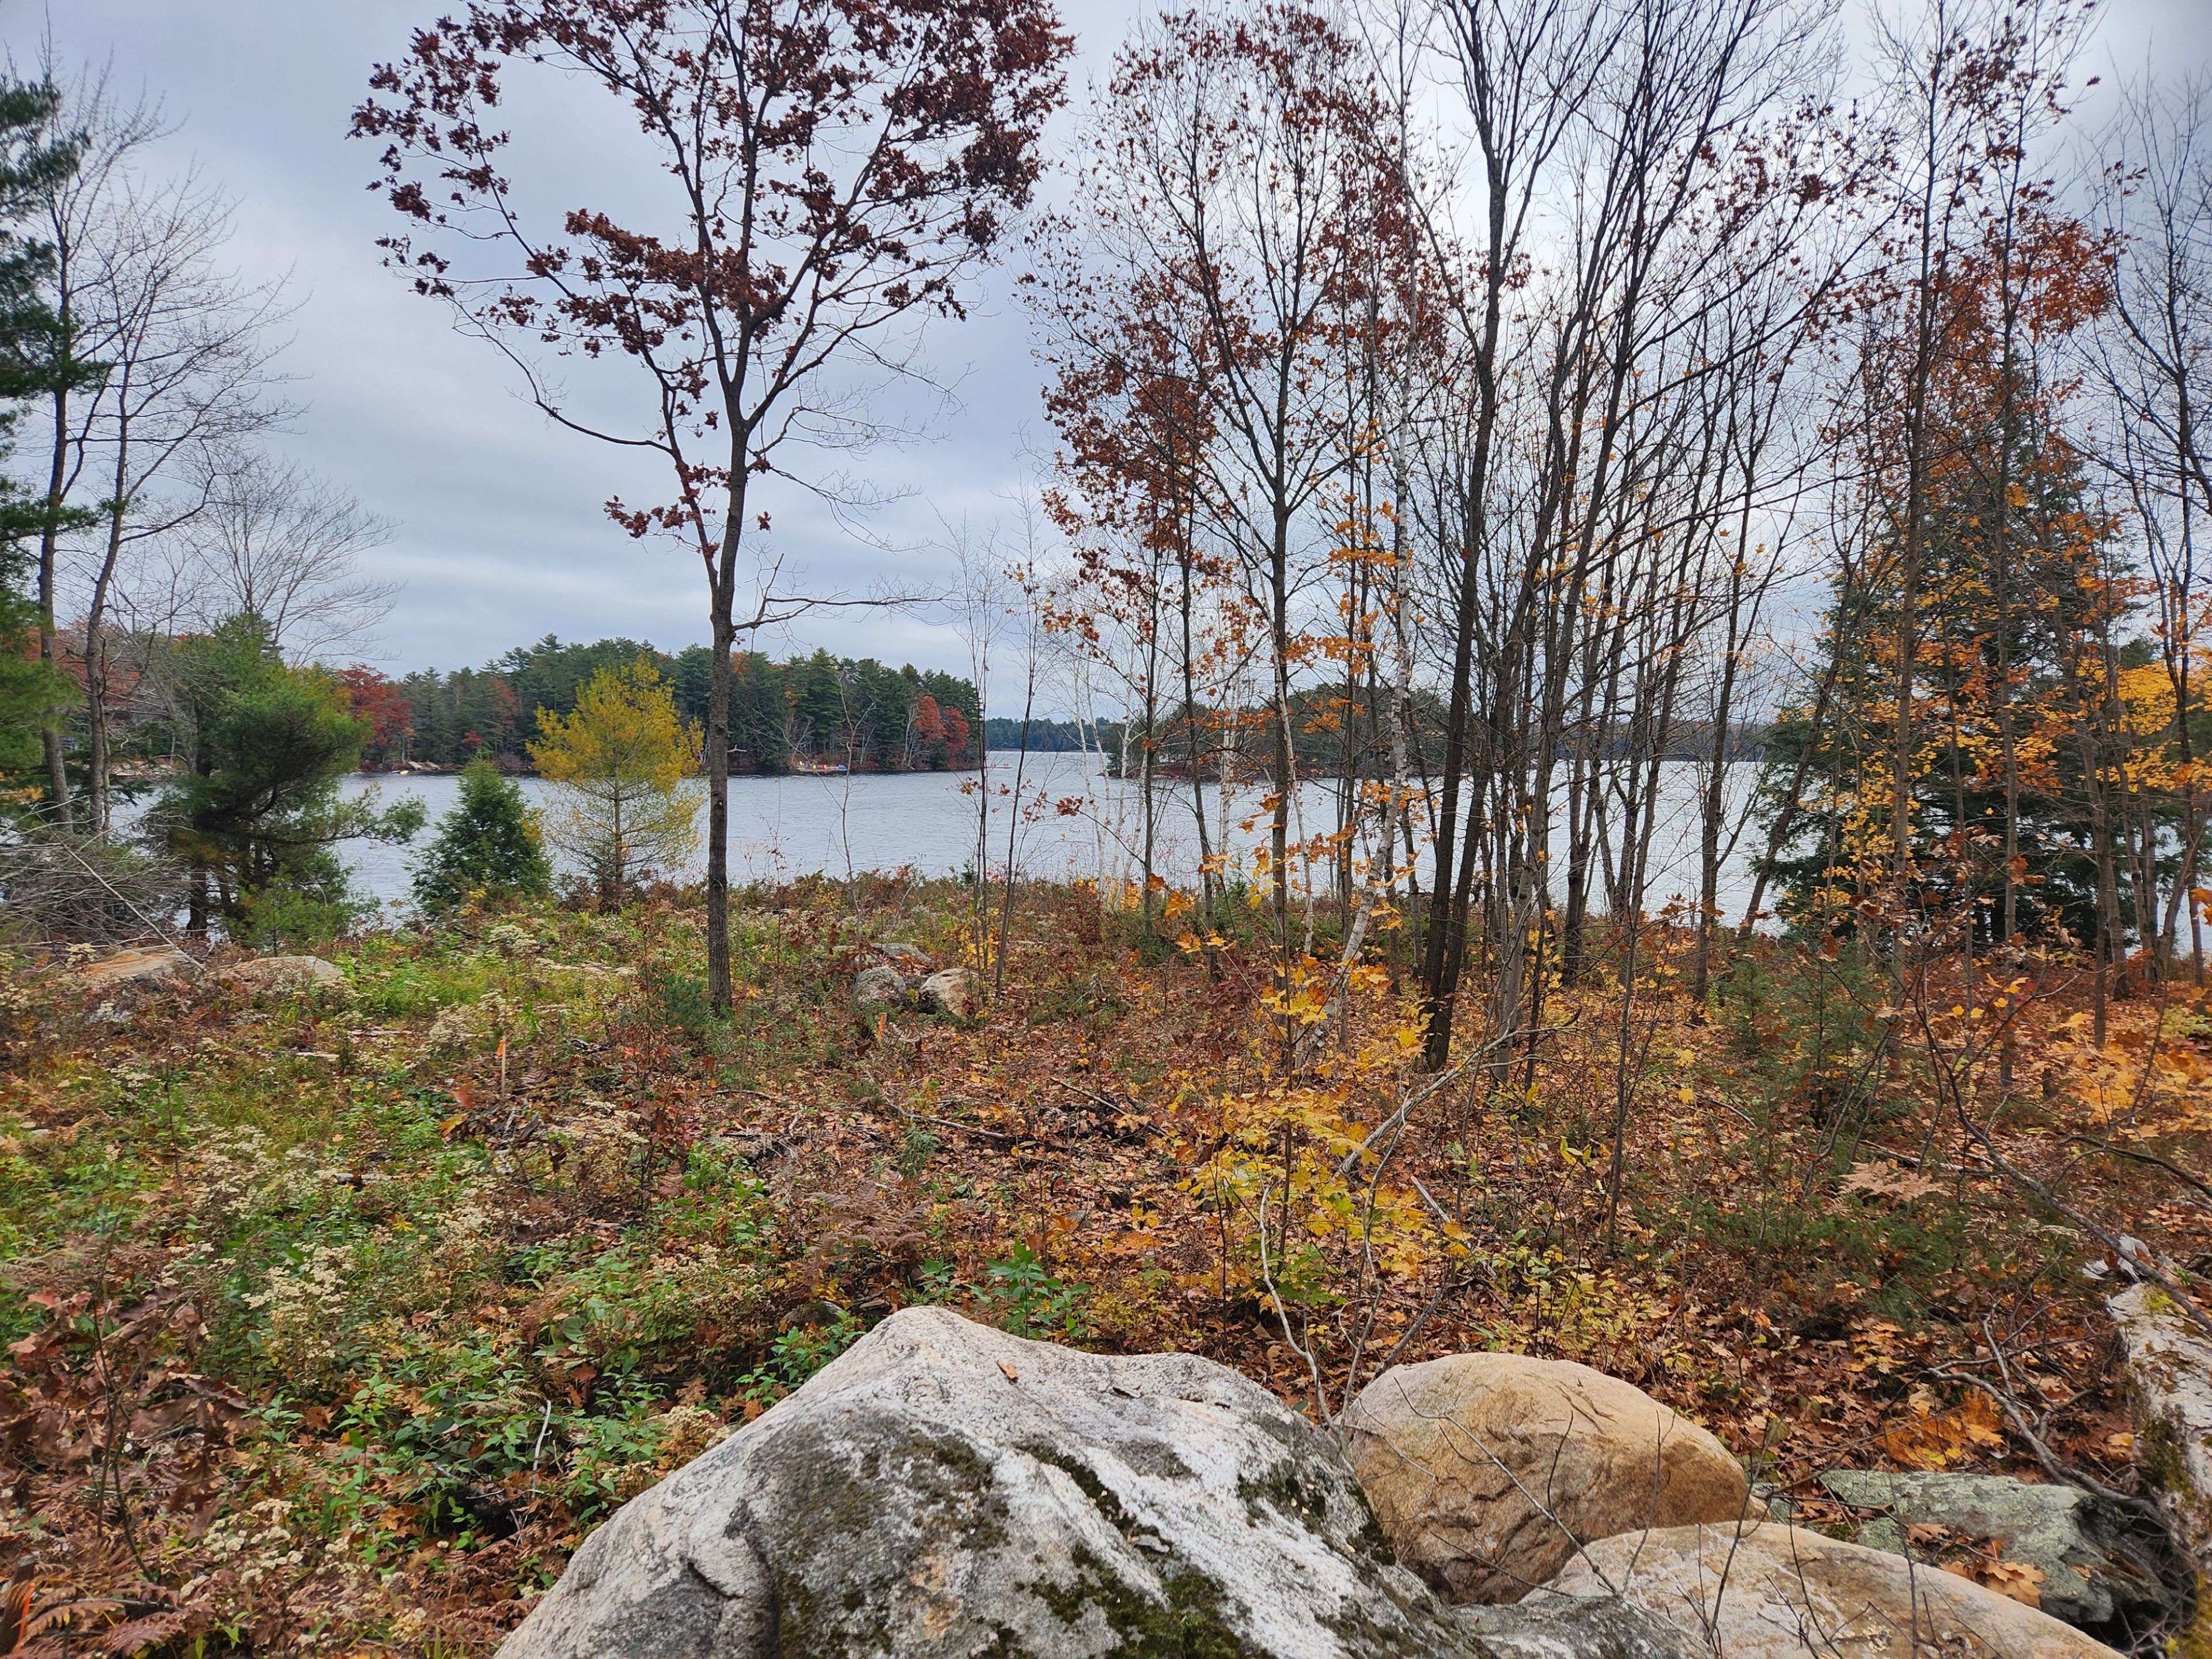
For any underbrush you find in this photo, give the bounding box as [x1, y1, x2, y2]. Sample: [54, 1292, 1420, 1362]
[2, 882, 2205, 1651]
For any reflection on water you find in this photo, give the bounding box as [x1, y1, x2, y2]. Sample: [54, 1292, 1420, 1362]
[298, 752, 1763, 920]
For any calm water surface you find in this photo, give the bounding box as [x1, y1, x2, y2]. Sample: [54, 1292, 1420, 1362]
[320, 752, 1764, 921]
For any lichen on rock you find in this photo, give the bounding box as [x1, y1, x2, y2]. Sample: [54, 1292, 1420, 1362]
[498, 1307, 1479, 1659]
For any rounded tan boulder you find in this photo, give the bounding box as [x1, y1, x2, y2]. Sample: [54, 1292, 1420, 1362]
[73, 945, 194, 991]
[917, 965, 973, 1017]
[220, 955, 347, 994]
[1542, 1522, 2122, 1658]
[1344, 1351, 1753, 1604]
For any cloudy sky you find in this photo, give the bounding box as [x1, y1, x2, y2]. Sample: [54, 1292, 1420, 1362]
[19, 0, 1149, 679]
[17, 1, 2211, 687]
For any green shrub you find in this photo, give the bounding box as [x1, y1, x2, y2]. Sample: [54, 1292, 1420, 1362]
[233, 868, 370, 949]
[646, 965, 717, 1036]
[411, 759, 553, 914]
[983, 1244, 1090, 1339]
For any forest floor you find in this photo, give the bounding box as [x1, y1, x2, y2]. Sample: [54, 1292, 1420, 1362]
[3, 877, 2210, 1653]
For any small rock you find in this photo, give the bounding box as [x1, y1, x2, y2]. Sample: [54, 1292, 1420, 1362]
[1345, 1351, 1754, 1604]
[853, 963, 908, 1010]
[868, 941, 930, 971]
[73, 945, 194, 990]
[1542, 1522, 2122, 1658]
[1819, 1469, 2164, 1633]
[916, 966, 973, 1018]
[220, 955, 348, 994]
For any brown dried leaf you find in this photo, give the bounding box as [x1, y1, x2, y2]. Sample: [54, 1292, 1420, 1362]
[1840, 1160, 1944, 1204]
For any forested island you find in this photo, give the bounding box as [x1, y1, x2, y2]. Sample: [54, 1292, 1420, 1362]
[345, 639, 974, 775]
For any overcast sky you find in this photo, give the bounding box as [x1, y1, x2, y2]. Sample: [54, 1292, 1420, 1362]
[17, 1, 2211, 688]
[17, 0, 1148, 680]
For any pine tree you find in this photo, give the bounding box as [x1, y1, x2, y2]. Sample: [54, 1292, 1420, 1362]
[411, 757, 552, 914]
[154, 615, 424, 934]
[0, 76, 100, 793]
[1762, 217, 2136, 948]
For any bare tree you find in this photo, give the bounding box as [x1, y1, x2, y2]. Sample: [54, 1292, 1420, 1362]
[21, 54, 159, 834]
[944, 515, 1014, 978]
[176, 452, 396, 660]
[1063, 4, 1400, 1050]
[22, 57, 296, 837]
[1402, 0, 1841, 1069]
[70, 176, 291, 835]
[2088, 71, 2212, 977]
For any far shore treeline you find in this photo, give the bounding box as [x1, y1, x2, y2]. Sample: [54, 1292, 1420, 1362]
[354, 652, 1770, 782]
[351, 637, 980, 775]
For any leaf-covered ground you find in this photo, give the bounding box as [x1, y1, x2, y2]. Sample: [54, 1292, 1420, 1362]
[3, 879, 2207, 1652]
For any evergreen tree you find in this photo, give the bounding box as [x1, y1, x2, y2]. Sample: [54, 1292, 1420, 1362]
[393, 639, 975, 773]
[153, 614, 423, 934]
[1762, 372, 2134, 944]
[410, 756, 552, 913]
[0, 76, 100, 797]
[498, 635, 668, 731]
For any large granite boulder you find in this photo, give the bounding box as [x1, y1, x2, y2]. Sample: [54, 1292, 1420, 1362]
[501, 1306, 1537, 1658]
[1542, 1522, 2122, 1658]
[1345, 1353, 1752, 1604]
[1819, 1469, 2165, 1634]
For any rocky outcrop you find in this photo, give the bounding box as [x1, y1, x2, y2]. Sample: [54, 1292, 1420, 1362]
[1542, 1522, 2123, 1658]
[1344, 1353, 1753, 1604]
[220, 955, 348, 994]
[499, 1306, 1483, 1658]
[1819, 1469, 2164, 1633]
[853, 954, 973, 1018]
[497, 1310, 2146, 1659]
[2111, 1284, 2212, 1584]
[73, 945, 195, 990]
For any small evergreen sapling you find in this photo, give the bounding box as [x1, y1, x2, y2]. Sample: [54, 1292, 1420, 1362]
[411, 757, 552, 914]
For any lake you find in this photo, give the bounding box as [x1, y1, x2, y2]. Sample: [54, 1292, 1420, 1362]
[320, 752, 1767, 922]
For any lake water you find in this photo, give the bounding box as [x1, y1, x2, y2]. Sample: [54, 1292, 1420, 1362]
[320, 752, 1766, 921]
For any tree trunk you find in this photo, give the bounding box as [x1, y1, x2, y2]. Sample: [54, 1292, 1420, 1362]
[37, 374, 73, 834]
[704, 454, 751, 1013]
